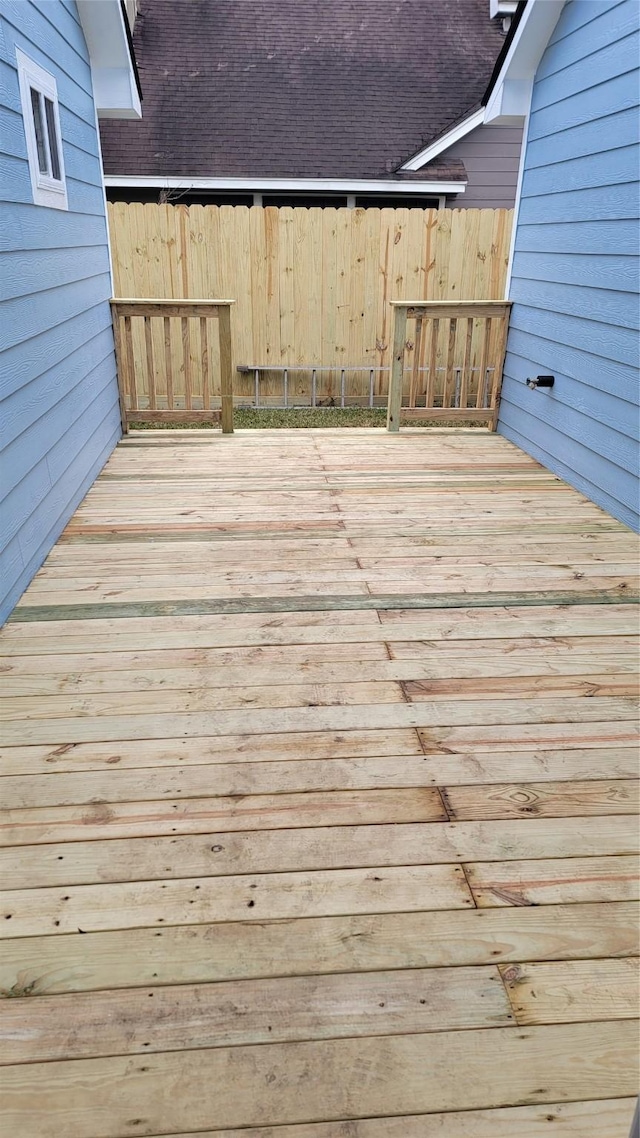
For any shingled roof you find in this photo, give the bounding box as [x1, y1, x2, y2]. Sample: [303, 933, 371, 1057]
[100, 0, 506, 181]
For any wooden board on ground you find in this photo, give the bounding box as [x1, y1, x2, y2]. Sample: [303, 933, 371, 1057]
[1, 903, 636, 996]
[0, 428, 638, 1133]
[0, 965, 514, 1063]
[498, 958, 640, 1025]
[1, 1021, 636, 1137]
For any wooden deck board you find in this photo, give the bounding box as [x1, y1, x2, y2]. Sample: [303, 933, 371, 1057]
[0, 428, 637, 1137]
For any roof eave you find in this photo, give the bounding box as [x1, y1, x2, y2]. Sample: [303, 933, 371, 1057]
[103, 176, 468, 194]
[399, 0, 566, 171]
[484, 0, 566, 123]
[400, 107, 485, 172]
[77, 0, 142, 119]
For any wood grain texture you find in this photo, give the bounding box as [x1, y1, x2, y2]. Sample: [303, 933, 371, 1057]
[499, 958, 640, 1026]
[442, 779, 639, 820]
[120, 1099, 639, 1138]
[466, 856, 640, 907]
[1, 815, 635, 891]
[0, 965, 513, 1063]
[0, 428, 637, 1132]
[1, 1022, 636, 1138]
[0, 787, 447, 846]
[0, 864, 473, 938]
[108, 205, 514, 405]
[1, 903, 636, 997]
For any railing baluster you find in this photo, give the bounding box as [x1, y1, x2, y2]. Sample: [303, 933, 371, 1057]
[443, 317, 457, 408]
[164, 317, 173, 411]
[124, 314, 135, 413]
[200, 316, 210, 410]
[461, 316, 473, 410]
[476, 317, 492, 411]
[182, 317, 192, 410]
[425, 318, 438, 411]
[143, 316, 156, 410]
[409, 316, 422, 409]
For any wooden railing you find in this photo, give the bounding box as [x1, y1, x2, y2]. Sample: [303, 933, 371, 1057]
[386, 300, 512, 432]
[110, 299, 235, 433]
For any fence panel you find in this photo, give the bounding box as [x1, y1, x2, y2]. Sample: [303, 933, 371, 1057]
[108, 203, 512, 406]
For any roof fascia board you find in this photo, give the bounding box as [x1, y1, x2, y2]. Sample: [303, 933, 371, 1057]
[77, 0, 142, 119]
[103, 176, 467, 194]
[485, 0, 566, 122]
[400, 108, 485, 172]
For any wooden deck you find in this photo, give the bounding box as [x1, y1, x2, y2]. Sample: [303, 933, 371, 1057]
[0, 428, 638, 1138]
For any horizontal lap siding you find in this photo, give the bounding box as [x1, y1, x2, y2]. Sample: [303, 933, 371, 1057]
[498, 0, 640, 532]
[444, 125, 523, 208]
[0, 0, 121, 624]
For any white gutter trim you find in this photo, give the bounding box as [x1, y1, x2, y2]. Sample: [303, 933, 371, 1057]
[400, 108, 485, 172]
[485, 0, 566, 123]
[103, 175, 467, 195]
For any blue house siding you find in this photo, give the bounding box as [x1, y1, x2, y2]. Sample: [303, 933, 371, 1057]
[497, 0, 640, 532]
[0, 0, 122, 624]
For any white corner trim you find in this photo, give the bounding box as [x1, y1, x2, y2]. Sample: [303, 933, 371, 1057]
[400, 108, 485, 172]
[77, 0, 141, 119]
[16, 48, 68, 211]
[103, 176, 466, 195]
[485, 0, 566, 124]
[504, 100, 531, 299]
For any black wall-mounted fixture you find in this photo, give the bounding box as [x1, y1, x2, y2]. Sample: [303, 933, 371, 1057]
[526, 375, 555, 390]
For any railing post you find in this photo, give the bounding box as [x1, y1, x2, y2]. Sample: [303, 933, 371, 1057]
[489, 311, 510, 432]
[386, 303, 407, 432]
[218, 303, 234, 434]
[110, 302, 129, 434]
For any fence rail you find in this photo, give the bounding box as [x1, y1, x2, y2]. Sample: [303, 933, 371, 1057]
[108, 203, 512, 406]
[110, 299, 235, 433]
[386, 300, 512, 431]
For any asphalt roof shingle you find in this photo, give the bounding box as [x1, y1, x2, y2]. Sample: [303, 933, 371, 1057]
[100, 0, 506, 181]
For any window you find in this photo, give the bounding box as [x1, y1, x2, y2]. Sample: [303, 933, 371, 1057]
[16, 48, 67, 210]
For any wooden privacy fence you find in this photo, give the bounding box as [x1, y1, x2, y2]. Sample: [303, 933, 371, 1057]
[386, 300, 512, 432]
[110, 299, 235, 432]
[108, 203, 512, 406]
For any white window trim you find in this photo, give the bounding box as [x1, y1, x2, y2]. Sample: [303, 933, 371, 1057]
[16, 48, 68, 210]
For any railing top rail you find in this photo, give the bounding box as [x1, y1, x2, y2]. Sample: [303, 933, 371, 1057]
[111, 297, 236, 306]
[390, 299, 512, 308]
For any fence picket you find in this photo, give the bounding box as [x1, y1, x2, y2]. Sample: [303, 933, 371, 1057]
[108, 204, 512, 406]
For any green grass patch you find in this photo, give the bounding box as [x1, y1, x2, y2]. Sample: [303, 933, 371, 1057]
[130, 408, 485, 430]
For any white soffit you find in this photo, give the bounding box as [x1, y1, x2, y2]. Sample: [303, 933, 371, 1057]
[77, 0, 141, 119]
[485, 0, 566, 123]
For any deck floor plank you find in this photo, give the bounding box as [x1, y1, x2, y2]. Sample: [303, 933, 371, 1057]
[0, 428, 637, 1137]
